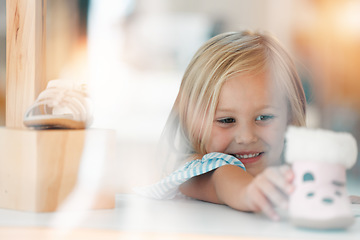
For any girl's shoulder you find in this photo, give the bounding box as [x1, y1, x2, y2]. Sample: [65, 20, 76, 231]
[135, 152, 246, 200]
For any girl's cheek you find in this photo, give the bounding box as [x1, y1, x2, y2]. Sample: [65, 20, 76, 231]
[270, 116, 288, 139]
[206, 127, 230, 153]
[262, 126, 283, 143]
[261, 121, 286, 149]
[264, 122, 287, 164]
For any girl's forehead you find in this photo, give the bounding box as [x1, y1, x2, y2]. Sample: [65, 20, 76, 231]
[221, 71, 275, 95]
[218, 72, 287, 109]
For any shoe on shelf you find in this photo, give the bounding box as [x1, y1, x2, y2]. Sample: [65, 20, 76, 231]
[24, 79, 93, 129]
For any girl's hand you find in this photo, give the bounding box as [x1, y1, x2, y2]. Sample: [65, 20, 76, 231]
[244, 165, 294, 220]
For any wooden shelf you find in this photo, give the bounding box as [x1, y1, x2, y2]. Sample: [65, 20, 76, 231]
[2, 0, 117, 212]
[0, 128, 116, 212]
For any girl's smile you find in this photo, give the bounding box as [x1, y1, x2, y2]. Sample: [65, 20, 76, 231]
[232, 152, 264, 164]
[205, 71, 289, 176]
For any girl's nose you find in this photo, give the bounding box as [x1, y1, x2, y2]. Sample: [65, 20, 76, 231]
[234, 124, 258, 144]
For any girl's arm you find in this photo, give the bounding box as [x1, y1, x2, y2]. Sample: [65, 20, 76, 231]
[179, 164, 294, 220]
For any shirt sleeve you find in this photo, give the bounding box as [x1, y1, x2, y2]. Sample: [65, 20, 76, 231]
[134, 152, 246, 200]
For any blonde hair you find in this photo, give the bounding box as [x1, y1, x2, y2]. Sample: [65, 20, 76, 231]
[161, 31, 306, 171]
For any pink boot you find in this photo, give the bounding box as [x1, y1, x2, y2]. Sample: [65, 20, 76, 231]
[285, 127, 357, 229]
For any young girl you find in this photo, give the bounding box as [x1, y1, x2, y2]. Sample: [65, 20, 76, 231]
[139, 31, 306, 221]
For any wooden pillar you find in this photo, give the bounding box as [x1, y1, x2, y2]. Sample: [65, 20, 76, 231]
[6, 0, 47, 129]
[0, 0, 116, 212]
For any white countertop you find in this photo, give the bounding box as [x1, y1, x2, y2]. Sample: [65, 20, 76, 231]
[0, 194, 359, 239]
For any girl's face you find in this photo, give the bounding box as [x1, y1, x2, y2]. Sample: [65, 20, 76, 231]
[205, 72, 289, 176]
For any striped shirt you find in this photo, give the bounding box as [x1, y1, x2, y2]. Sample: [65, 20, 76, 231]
[136, 152, 246, 199]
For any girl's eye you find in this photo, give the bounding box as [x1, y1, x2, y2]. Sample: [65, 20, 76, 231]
[217, 118, 236, 124]
[255, 115, 274, 122]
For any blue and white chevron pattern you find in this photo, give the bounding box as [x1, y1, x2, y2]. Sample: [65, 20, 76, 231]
[136, 152, 246, 199]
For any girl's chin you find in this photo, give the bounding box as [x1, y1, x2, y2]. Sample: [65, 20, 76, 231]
[245, 163, 267, 176]
[241, 156, 267, 175]
[243, 154, 283, 176]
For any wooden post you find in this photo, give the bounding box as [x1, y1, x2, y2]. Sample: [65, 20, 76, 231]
[6, 0, 47, 129]
[0, 0, 116, 212]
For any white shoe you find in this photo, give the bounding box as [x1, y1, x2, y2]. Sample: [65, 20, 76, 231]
[24, 79, 93, 129]
[285, 126, 357, 229]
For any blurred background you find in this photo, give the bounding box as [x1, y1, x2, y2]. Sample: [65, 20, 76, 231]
[0, 0, 359, 194]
